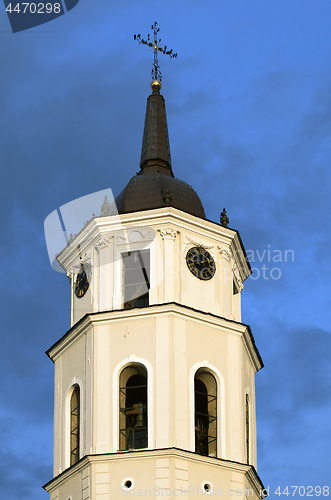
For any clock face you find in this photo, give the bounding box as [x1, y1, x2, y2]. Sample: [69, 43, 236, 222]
[186, 247, 216, 281]
[75, 263, 92, 298]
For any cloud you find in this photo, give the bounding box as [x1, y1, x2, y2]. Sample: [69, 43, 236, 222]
[1, 2, 331, 498]
[0, 412, 52, 499]
[256, 322, 331, 430]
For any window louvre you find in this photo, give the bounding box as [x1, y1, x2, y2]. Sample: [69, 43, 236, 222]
[194, 370, 217, 457]
[246, 394, 250, 464]
[119, 365, 148, 450]
[70, 385, 80, 466]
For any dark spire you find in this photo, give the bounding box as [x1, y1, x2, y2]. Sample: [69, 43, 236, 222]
[115, 80, 205, 218]
[139, 82, 173, 177]
[134, 23, 177, 177]
[115, 26, 205, 218]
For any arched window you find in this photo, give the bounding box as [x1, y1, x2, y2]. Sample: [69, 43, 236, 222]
[70, 385, 80, 466]
[194, 369, 217, 457]
[119, 364, 148, 451]
[245, 394, 250, 464]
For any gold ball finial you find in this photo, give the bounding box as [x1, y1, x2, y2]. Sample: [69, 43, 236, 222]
[151, 79, 161, 92]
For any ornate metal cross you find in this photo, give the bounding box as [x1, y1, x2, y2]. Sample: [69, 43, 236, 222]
[134, 22, 177, 83]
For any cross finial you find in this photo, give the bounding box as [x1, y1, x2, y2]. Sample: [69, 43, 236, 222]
[134, 22, 177, 87]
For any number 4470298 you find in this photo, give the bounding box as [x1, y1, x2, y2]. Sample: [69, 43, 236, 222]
[5, 3, 61, 14]
[275, 486, 329, 496]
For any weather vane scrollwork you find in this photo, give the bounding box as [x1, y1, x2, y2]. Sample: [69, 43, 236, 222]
[134, 22, 177, 84]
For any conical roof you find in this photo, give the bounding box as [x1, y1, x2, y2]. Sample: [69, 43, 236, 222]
[139, 86, 173, 175]
[116, 83, 205, 219]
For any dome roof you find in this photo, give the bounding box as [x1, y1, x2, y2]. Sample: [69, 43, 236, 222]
[116, 171, 206, 218]
[115, 83, 205, 220]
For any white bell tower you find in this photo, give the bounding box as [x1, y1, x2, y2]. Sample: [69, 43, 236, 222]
[44, 77, 266, 499]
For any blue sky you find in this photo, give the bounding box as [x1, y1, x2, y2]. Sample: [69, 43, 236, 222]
[0, 1, 330, 498]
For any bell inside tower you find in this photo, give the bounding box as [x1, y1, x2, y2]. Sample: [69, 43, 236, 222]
[194, 369, 217, 458]
[119, 364, 148, 450]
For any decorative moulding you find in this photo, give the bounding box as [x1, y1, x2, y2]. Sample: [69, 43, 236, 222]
[82, 249, 92, 262]
[62, 245, 93, 275]
[232, 260, 244, 291]
[217, 245, 232, 262]
[95, 236, 112, 252]
[183, 235, 214, 251]
[158, 228, 180, 240]
[75, 249, 93, 270]
[117, 229, 154, 245]
[66, 271, 73, 283]
[218, 245, 244, 290]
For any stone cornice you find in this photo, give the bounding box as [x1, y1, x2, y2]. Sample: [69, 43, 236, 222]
[43, 447, 266, 497]
[46, 302, 263, 371]
[56, 207, 251, 281]
[46, 315, 92, 362]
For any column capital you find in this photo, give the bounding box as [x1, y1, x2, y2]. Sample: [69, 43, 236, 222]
[95, 236, 112, 252]
[158, 228, 179, 240]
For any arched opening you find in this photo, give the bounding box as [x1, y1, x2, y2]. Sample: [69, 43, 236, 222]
[70, 385, 80, 466]
[246, 394, 250, 464]
[194, 369, 217, 457]
[119, 364, 148, 450]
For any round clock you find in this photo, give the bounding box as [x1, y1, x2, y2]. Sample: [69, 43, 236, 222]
[75, 263, 92, 298]
[186, 246, 216, 281]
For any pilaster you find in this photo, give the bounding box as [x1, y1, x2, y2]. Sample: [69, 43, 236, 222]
[158, 228, 180, 303]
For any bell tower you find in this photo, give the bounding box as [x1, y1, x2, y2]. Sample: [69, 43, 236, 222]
[44, 27, 265, 500]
